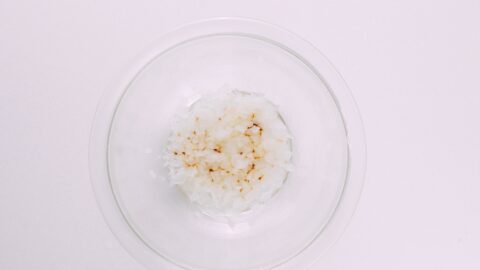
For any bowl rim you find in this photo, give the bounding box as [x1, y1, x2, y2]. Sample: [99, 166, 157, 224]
[89, 17, 366, 270]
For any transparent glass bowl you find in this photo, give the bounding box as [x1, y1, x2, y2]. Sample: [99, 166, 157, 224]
[89, 18, 366, 270]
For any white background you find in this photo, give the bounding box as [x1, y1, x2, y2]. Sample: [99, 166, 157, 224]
[1, 0, 479, 269]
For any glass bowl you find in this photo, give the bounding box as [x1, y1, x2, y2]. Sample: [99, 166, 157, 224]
[89, 17, 366, 270]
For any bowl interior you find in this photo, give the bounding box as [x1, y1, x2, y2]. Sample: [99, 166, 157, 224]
[107, 34, 348, 270]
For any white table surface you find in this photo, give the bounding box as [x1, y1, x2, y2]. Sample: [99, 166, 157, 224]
[1, 0, 479, 269]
